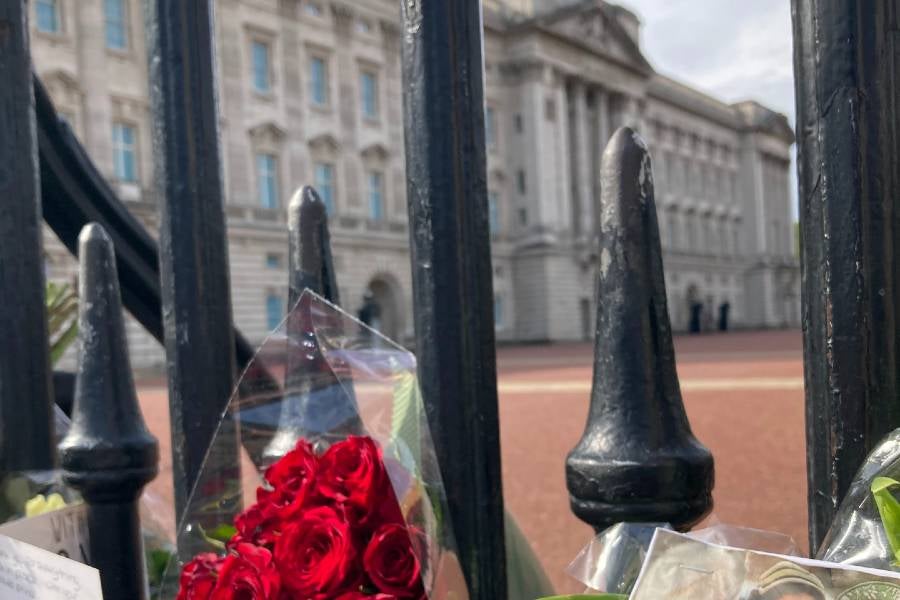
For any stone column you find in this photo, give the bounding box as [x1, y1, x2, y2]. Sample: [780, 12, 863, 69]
[380, 21, 405, 220]
[571, 80, 593, 238]
[622, 94, 642, 131]
[554, 71, 573, 233]
[332, 2, 360, 213]
[592, 87, 611, 234]
[217, 2, 250, 204]
[596, 87, 611, 152]
[75, 0, 113, 174]
[281, 1, 308, 196]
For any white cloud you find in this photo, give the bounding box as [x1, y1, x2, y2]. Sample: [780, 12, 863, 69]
[619, 0, 796, 120]
[615, 0, 799, 218]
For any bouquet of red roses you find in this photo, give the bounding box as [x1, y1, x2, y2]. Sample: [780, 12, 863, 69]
[160, 291, 466, 600]
[177, 436, 424, 599]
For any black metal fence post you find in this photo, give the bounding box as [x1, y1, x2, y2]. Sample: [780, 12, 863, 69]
[400, 2, 507, 597]
[791, 0, 900, 553]
[567, 127, 714, 532]
[144, 0, 239, 522]
[261, 186, 361, 459]
[287, 186, 340, 307]
[59, 224, 159, 600]
[0, 0, 55, 472]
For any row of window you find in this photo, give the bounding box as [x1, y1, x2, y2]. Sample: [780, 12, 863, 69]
[37, 0, 128, 51]
[249, 41, 380, 120]
[654, 151, 737, 202]
[103, 119, 391, 223]
[661, 211, 742, 256]
[266, 291, 507, 332]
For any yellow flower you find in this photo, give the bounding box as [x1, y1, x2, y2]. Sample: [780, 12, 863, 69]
[24, 493, 66, 517]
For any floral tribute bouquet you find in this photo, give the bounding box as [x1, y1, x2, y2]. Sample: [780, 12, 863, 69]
[159, 290, 468, 600]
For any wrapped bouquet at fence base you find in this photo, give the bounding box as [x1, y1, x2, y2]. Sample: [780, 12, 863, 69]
[819, 428, 900, 571]
[560, 518, 800, 597]
[159, 290, 468, 600]
[630, 529, 900, 599]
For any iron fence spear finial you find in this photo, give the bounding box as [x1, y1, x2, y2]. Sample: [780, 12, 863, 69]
[566, 127, 714, 532]
[59, 223, 158, 600]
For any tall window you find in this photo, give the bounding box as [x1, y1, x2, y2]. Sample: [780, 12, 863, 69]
[315, 163, 335, 215]
[360, 71, 378, 120]
[368, 171, 384, 221]
[667, 212, 679, 250]
[485, 106, 497, 150]
[112, 123, 137, 182]
[256, 154, 278, 208]
[494, 296, 504, 329]
[252, 41, 271, 93]
[310, 57, 328, 106]
[105, 0, 127, 49]
[488, 191, 500, 235]
[36, 0, 60, 33]
[265, 293, 284, 331]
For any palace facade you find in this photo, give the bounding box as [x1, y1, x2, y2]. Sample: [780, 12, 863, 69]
[33, 0, 799, 366]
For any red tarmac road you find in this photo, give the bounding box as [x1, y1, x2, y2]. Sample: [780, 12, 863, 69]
[137, 328, 806, 595]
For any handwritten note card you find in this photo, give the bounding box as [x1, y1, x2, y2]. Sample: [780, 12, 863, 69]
[0, 504, 90, 563]
[0, 534, 103, 600]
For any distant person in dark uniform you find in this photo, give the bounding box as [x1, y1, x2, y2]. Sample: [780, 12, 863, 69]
[357, 291, 381, 341]
[690, 302, 703, 334]
[719, 302, 731, 332]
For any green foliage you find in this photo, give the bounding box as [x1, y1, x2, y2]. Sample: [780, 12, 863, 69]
[390, 369, 425, 476]
[198, 523, 238, 550]
[872, 477, 900, 565]
[506, 511, 556, 599]
[146, 548, 173, 589]
[46, 281, 78, 365]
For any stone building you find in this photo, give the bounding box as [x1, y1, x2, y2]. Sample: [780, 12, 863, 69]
[32, 0, 799, 367]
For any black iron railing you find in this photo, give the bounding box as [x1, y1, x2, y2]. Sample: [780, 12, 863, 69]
[0, 0, 897, 598]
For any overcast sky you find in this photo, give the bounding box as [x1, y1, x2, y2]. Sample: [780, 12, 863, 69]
[619, 0, 796, 119]
[617, 0, 798, 217]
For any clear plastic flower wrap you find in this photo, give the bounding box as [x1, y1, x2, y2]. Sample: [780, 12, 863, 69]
[819, 427, 900, 570]
[0, 405, 80, 525]
[158, 289, 469, 599]
[563, 519, 800, 596]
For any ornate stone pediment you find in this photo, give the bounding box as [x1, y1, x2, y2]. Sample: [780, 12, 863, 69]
[360, 142, 390, 162]
[308, 133, 340, 155]
[41, 69, 82, 107]
[536, 4, 652, 74]
[248, 121, 287, 147]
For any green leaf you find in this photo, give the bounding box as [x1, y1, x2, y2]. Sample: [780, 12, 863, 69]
[146, 548, 173, 587]
[45, 281, 78, 365]
[871, 476, 900, 565]
[207, 523, 237, 543]
[196, 523, 236, 551]
[50, 319, 78, 365]
[390, 369, 425, 475]
[506, 511, 556, 599]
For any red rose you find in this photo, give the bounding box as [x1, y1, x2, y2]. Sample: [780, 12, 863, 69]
[364, 524, 425, 598]
[336, 593, 400, 599]
[318, 437, 394, 523]
[177, 553, 222, 600]
[264, 440, 318, 518]
[233, 481, 294, 547]
[265, 440, 317, 489]
[209, 543, 280, 600]
[274, 505, 360, 596]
